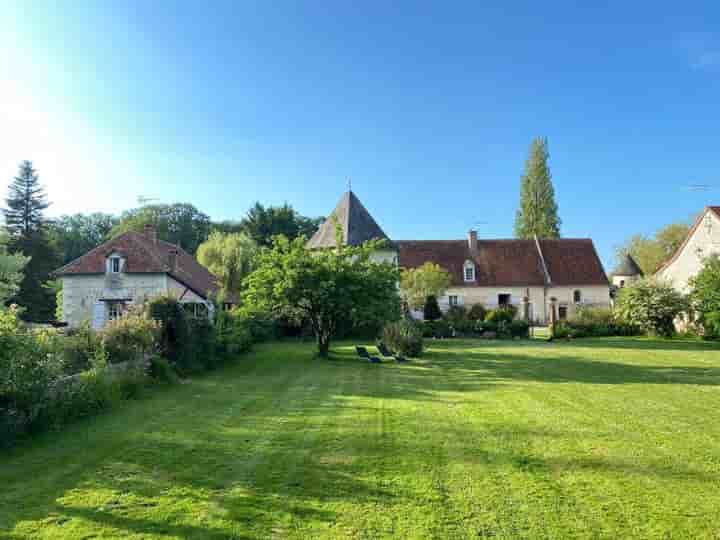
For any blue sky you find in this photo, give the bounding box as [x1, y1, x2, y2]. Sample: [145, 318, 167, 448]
[1, 1, 719, 269]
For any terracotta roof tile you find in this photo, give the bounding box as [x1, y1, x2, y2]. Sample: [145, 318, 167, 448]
[54, 232, 227, 301]
[397, 238, 608, 287]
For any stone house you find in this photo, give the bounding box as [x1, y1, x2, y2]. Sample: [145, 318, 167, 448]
[308, 190, 611, 324]
[610, 253, 643, 289]
[54, 225, 225, 329]
[656, 206, 720, 292]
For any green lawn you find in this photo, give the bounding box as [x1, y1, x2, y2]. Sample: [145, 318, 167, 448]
[2, 338, 720, 539]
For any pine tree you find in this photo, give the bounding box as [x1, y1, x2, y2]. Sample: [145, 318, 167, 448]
[4, 161, 50, 236]
[3, 161, 59, 321]
[514, 137, 561, 239]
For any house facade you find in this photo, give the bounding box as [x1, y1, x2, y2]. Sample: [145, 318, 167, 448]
[54, 226, 224, 329]
[656, 206, 720, 292]
[309, 191, 611, 324]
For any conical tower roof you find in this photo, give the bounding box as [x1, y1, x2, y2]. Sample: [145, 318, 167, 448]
[306, 191, 390, 248]
[613, 253, 643, 277]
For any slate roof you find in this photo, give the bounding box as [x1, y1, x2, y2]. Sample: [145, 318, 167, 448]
[397, 238, 608, 287]
[612, 253, 643, 277]
[54, 231, 226, 301]
[306, 191, 390, 249]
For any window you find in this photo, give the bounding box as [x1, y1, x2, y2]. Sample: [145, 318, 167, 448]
[558, 305, 568, 320]
[107, 301, 126, 321]
[498, 294, 511, 306]
[449, 295, 459, 307]
[573, 290, 582, 303]
[619, 280, 625, 288]
[110, 257, 121, 273]
[183, 303, 209, 319]
[463, 261, 475, 282]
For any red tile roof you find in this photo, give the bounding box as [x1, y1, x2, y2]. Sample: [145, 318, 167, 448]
[397, 238, 608, 287]
[54, 232, 226, 301]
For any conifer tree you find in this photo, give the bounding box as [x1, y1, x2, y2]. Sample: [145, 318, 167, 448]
[514, 137, 561, 239]
[3, 161, 59, 321]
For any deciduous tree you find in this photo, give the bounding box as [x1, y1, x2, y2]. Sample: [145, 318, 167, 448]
[197, 231, 258, 298]
[400, 262, 452, 311]
[243, 236, 400, 357]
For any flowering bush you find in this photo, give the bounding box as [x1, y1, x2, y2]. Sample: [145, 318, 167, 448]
[615, 279, 688, 337]
[101, 306, 160, 364]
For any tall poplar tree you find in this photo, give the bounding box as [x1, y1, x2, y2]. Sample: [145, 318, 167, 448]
[514, 137, 561, 239]
[3, 161, 59, 321]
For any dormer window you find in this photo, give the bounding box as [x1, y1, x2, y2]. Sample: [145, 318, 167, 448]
[107, 255, 123, 274]
[463, 260, 476, 282]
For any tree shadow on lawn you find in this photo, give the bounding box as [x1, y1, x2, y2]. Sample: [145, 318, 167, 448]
[330, 341, 720, 388]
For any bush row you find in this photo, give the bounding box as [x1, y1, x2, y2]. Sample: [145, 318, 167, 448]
[418, 304, 528, 339]
[1, 297, 264, 449]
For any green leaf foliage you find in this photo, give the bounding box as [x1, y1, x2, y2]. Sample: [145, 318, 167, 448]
[400, 262, 452, 311]
[689, 254, 720, 338]
[197, 231, 258, 298]
[514, 137, 561, 239]
[615, 278, 688, 337]
[243, 236, 401, 357]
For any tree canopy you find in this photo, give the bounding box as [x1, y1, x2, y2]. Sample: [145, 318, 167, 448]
[49, 213, 118, 264]
[689, 254, 720, 338]
[197, 231, 259, 298]
[0, 230, 29, 306]
[616, 221, 691, 275]
[400, 262, 452, 311]
[514, 137, 561, 239]
[240, 202, 323, 247]
[243, 235, 400, 357]
[111, 203, 211, 255]
[3, 161, 59, 321]
[3, 161, 50, 237]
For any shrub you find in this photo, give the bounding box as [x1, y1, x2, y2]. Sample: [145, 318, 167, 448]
[574, 306, 615, 326]
[615, 279, 688, 337]
[382, 320, 424, 357]
[509, 320, 530, 338]
[423, 295, 442, 321]
[146, 295, 190, 366]
[216, 308, 254, 356]
[444, 306, 474, 334]
[421, 319, 453, 339]
[60, 322, 102, 374]
[148, 355, 179, 383]
[689, 255, 720, 339]
[467, 304, 487, 321]
[185, 317, 220, 370]
[484, 306, 516, 325]
[101, 307, 160, 364]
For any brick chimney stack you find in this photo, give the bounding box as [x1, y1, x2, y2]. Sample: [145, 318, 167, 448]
[468, 229, 478, 253]
[168, 248, 179, 272]
[144, 224, 157, 243]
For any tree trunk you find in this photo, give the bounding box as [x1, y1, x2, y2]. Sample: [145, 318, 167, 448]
[317, 334, 330, 358]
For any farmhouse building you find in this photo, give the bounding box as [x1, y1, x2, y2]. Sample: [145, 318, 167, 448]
[308, 190, 611, 324]
[656, 206, 720, 292]
[54, 225, 223, 329]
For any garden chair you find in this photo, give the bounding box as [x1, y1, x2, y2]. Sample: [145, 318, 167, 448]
[377, 342, 409, 363]
[355, 346, 382, 363]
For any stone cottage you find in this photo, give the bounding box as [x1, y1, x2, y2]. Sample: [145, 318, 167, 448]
[54, 225, 224, 329]
[308, 190, 611, 324]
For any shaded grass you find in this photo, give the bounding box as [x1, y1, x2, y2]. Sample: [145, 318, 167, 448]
[1, 337, 720, 539]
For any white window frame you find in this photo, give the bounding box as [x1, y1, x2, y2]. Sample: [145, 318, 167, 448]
[107, 301, 126, 321]
[463, 260, 475, 282]
[109, 256, 121, 274]
[573, 290, 582, 304]
[448, 295, 459, 307]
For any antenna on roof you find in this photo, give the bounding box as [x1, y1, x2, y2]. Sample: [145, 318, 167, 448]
[137, 196, 159, 206]
[685, 184, 715, 192]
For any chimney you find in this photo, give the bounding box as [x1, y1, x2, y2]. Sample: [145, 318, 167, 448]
[468, 229, 478, 253]
[144, 224, 157, 243]
[168, 248, 179, 272]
